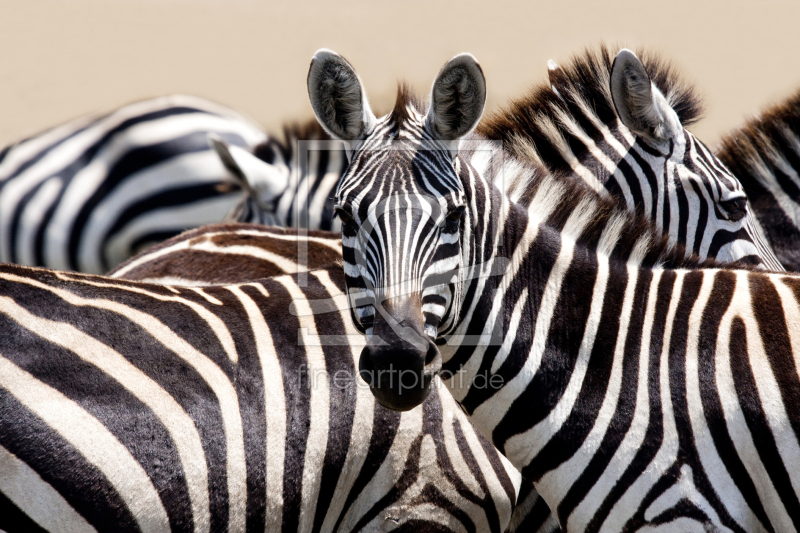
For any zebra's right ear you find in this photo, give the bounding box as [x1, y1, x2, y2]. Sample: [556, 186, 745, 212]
[208, 134, 289, 204]
[307, 49, 376, 141]
[610, 49, 682, 142]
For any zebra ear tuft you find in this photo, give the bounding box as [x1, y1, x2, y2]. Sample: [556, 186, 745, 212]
[610, 49, 681, 142]
[208, 134, 289, 203]
[307, 49, 376, 141]
[427, 53, 487, 140]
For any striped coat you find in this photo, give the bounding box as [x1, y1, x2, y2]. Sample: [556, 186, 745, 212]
[0, 261, 524, 532]
[0, 95, 267, 273]
[108, 222, 562, 533]
[717, 89, 800, 271]
[307, 47, 800, 531]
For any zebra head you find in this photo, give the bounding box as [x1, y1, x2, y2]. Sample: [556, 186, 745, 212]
[607, 49, 780, 269]
[209, 134, 291, 222]
[307, 50, 486, 411]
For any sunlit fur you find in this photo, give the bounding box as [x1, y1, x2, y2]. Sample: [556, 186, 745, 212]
[478, 45, 782, 270]
[0, 260, 526, 532]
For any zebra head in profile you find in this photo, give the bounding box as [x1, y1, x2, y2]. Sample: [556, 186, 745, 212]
[307, 50, 485, 411]
[716, 89, 800, 271]
[479, 47, 782, 270]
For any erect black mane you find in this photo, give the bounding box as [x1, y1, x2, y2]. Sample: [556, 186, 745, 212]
[389, 83, 425, 128]
[716, 89, 800, 194]
[476, 44, 704, 175]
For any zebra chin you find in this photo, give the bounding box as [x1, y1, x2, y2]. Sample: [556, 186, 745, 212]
[358, 297, 443, 411]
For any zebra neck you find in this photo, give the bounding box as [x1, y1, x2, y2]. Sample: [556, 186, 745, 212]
[440, 148, 696, 475]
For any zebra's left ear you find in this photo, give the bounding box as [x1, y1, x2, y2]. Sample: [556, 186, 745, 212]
[426, 53, 487, 140]
[208, 134, 289, 205]
[610, 49, 682, 142]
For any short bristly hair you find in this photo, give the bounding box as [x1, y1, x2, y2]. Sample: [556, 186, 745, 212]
[477, 44, 704, 176]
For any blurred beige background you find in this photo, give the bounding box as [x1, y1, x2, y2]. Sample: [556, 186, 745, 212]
[0, 0, 799, 147]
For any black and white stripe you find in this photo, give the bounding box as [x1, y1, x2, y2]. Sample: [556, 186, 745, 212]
[0, 263, 522, 532]
[0, 95, 267, 274]
[478, 47, 782, 270]
[214, 120, 348, 232]
[717, 89, 800, 271]
[309, 47, 800, 531]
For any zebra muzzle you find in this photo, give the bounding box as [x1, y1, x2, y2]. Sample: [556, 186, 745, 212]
[358, 298, 441, 411]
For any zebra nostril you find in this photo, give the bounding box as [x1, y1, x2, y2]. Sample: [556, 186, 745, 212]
[719, 197, 748, 222]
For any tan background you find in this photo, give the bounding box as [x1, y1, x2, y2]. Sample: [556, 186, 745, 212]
[0, 0, 799, 147]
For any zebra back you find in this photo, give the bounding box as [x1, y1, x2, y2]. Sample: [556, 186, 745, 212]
[108, 223, 342, 285]
[0, 95, 267, 274]
[0, 260, 523, 532]
[716, 89, 800, 271]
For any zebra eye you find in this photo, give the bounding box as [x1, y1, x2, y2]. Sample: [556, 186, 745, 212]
[719, 197, 748, 222]
[334, 205, 354, 224]
[445, 206, 465, 224]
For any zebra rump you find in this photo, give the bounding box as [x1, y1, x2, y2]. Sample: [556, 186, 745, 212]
[0, 95, 268, 274]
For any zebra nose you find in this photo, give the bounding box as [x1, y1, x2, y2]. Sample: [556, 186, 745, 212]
[358, 302, 440, 411]
[719, 197, 748, 222]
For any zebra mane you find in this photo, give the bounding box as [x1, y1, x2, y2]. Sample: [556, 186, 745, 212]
[716, 89, 800, 198]
[509, 157, 733, 271]
[476, 44, 704, 174]
[386, 79, 733, 271]
[390, 83, 425, 128]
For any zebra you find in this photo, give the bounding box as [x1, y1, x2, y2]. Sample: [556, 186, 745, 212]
[107, 221, 562, 533]
[716, 89, 800, 271]
[211, 119, 348, 232]
[307, 47, 800, 531]
[0, 94, 271, 274]
[0, 261, 525, 532]
[476, 47, 782, 270]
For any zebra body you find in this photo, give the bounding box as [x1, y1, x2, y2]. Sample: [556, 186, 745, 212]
[0, 262, 523, 532]
[0, 95, 268, 274]
[717, 89, 800, 271]
[307, 48, 800, 531]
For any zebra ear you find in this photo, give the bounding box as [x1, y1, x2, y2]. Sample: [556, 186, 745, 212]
[427, 53, 487, 140]
[208, 134, 289, 203]
[610, 49, 682, 142]
[307, 49, 376, 141]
